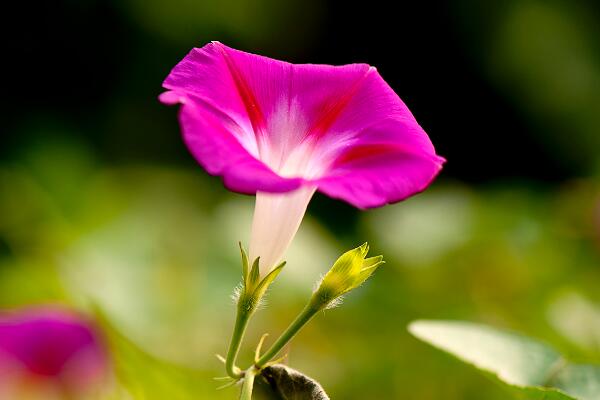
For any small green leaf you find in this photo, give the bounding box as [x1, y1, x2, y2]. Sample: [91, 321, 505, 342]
[409, 320, 600, 400]
[254, 364, 330, 400]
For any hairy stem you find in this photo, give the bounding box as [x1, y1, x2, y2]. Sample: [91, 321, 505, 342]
[226, 305, 252, 379]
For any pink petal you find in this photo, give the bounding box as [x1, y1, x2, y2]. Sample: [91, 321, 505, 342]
[317, 141, 445, 209]
[0, 307, 111, 399]
[161, 42, 444, 207]
[308, 65, 445, 208]
[315, 113, 446, 209]
[175, 96, 303, 193]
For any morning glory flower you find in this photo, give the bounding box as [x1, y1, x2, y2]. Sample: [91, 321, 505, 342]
[0, 307, 111, 400]
[160, 42, 444, 274]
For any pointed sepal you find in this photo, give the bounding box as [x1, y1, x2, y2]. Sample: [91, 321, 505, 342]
[253, 261, 286, 300]
[311, 243, 383, 309]
[235, 247, 286, 314]
[248, 257, 261, 290]
[239, 242, 249, 284]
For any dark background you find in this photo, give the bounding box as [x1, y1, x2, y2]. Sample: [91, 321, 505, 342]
[6, 0, 598, 181]
[1, 1, 600, 399]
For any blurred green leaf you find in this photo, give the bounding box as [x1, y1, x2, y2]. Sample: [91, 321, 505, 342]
[409, 320, 563, 387]
[548, 292, 600, 354]
[553, 364, 600, 400]
[96, 310, 231, 400]
[409, 320, 600, 400]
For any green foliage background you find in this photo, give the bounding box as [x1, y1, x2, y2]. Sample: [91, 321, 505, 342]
[2, 0, 600, 399]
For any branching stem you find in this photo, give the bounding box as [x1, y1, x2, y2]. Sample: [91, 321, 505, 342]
[255, 301, 320, 368]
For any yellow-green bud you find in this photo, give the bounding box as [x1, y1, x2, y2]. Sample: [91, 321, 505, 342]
[312, 243, 384, 308]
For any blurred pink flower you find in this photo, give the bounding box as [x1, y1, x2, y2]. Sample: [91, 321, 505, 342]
[0, 307, 111, 400]
[161, 42, 444, 273]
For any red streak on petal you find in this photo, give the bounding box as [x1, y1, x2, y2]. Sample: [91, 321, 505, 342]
[333, 143, 400, 166]
[218, 46, 266, 135]
[306, 68, 372, 140]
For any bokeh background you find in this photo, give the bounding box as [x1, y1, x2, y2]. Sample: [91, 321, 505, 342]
[2, 0, 600, 398]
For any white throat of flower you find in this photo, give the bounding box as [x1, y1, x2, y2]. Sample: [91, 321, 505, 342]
[249, 186, 316, 276]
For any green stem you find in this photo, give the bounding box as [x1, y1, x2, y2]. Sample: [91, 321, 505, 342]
[226, 306, 252, 379]
[239, 367, 257, 400]
[255, 302, 320, 367]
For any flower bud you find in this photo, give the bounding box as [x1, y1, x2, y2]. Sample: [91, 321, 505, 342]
[0, 306, 112, 400]
[312, 243, 384, 308]
[237, 243, 286, 313]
